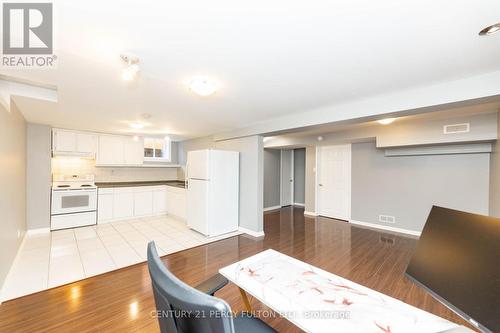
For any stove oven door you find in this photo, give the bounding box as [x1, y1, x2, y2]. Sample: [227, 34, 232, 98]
[51, 188, 97, 215]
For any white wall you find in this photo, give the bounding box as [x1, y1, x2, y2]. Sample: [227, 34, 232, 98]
[304, 146, 316, 213]
[351, 142, 490, 232]
[27, 124, 52, 230]
[264, 149, 281, 208]
[0, 102, 27, 288]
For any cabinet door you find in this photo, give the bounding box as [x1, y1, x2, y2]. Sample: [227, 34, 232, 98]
[152, 188, 167, 214]
[113, 189, 134, 219]
[124, 137, 144, 165]
[53, 130, 76, 152]
[134, 189, 153, 216]
[177, 191, 187, 220]
[76, 133, 97, 154]
[97, 135, 124, 165]
[98, 193, 114, 222]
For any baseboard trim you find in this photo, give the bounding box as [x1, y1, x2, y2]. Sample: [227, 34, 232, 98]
[26, 227, 50, 235]
[293, 203, 305, 207]
[263, 205, 281, 212]
[238, 227, 265, 238]
[304, 211, 318, 217]
[349, 220, 421, 237]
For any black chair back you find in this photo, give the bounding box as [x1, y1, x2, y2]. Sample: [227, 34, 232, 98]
[147, 242, 236, 333]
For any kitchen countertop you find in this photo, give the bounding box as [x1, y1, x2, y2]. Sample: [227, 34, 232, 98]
[95, 180, 186, 189]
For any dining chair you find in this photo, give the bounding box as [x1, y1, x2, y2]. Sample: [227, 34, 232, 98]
[147, 241, 277, 333]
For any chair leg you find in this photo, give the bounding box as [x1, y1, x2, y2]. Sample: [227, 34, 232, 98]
[238, 287, 253, 312]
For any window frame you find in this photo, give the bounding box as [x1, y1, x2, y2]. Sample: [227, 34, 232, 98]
[143, 137, 172, 163]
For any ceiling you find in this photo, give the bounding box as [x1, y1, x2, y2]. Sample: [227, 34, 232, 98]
[2, 0, 500, 140]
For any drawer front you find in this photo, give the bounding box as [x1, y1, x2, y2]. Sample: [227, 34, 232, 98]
[51, 212, 97, 231]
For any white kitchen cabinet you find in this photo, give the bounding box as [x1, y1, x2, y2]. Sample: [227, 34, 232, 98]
[76, 133, 97, 154]
[134, 188, 153, 216]
[97, 190, 114, 222]
[152, 187, 167, 214]
[53, 129, 97, 156]
[97, 135, 125, 165]
[97, 185, 185, 223]
[124, 137, 144, 165]
[53, 130, 76, 152]
[112, 188, 135, 219]
[96, 134, 144, 166]
[166, 186, 187, 220]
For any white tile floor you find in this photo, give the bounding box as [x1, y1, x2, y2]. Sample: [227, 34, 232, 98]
[1, 215, 241, 302]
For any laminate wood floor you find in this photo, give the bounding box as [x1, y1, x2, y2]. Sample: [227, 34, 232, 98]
[0, 207, 470, 332]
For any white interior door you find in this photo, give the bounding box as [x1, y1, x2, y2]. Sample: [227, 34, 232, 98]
[281, 149, 294, 206]
[317, 145, 351, 220]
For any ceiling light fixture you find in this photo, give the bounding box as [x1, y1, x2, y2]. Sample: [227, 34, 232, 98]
[317, 136, 324, 141]
[378, 118, 396, 125]
[189, 76, 217, 96]
[130, 122, 144, 129]
[120, 54, 140, 81]
[479, 23, 500, 36]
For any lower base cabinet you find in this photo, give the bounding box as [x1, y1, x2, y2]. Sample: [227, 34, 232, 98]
[98, 185, 186, 223]
[165, 186, 187, 220]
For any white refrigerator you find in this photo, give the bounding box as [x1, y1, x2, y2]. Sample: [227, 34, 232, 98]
[186, 149, 239, 237]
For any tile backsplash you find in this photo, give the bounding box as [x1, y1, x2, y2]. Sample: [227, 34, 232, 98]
[51, 157, 178, 182]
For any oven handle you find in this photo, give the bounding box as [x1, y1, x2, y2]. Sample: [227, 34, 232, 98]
[52, 188, 97, 192]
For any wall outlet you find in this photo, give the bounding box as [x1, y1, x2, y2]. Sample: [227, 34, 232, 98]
[379, 215, 396, 224]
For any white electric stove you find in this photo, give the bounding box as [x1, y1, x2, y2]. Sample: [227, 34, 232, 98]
[51, 174, 97, 230]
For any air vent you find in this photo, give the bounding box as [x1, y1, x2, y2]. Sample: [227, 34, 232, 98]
[443, 123, 470, 134]
[379, 215, 395, 224]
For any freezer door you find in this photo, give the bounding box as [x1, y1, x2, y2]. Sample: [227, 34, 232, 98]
[186, 179, 209, 235]
[187, 150, 210, 180]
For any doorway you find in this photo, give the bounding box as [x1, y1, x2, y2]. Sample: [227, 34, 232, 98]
[316, 144, 351, 220]
[280, 149, 294, 206]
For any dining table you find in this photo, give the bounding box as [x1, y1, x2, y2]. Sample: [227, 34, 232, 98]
[219, 249, 468, 333]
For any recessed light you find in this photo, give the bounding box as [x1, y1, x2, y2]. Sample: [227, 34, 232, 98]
[130, 122, 144, 129]
[378, 118, 396, 125]
[317, 136, 324, 141]
[479, 23, 500, 36]
[189, 76, 217, 96]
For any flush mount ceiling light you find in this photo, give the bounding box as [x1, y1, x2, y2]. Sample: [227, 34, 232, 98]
[120, 54, 140, 81]
[130, 122, 144, 129]
[189, 76, 217, 96]
[378, 118, 396, 125]
[479, 23, 500, 36]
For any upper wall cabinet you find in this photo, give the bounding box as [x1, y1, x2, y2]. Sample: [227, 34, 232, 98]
[96, 134, 144, 166]
[52, 129, 97, 157]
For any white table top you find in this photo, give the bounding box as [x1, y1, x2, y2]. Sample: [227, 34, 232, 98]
[219, 249, 458, 333]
